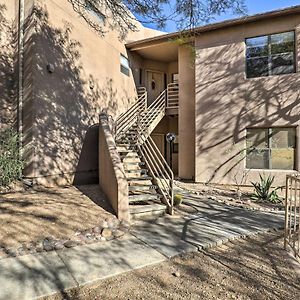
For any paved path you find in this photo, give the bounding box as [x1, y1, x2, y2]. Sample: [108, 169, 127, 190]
[131, 198, 284, 258]
[0, 198, 284, 300]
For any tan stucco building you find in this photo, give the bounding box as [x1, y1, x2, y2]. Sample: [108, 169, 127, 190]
[1, 1, 300, 189]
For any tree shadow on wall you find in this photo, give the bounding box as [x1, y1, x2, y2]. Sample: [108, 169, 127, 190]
[194, 43, 300, 184]
[0, 4, 17, 128]
[25, 5, 132, 185]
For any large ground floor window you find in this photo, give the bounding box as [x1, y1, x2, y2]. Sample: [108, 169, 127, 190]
[246, 127, 296, 170]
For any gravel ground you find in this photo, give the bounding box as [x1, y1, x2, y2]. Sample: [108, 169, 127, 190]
[175, 181, 285, 211]
[0, 185, 116, 248]
[43, 231, 299, 300]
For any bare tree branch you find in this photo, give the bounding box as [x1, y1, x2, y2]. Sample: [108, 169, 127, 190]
[68, 0, 247, 39]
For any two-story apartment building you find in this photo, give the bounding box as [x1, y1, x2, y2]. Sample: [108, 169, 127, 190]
[1, 1, 300, 197]
[128, 6, 300, 188]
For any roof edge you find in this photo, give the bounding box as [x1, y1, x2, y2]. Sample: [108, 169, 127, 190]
[126, 5, 300, 48]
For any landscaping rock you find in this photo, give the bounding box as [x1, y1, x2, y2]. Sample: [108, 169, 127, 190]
[43, 244, 54, 252]
[101, 228, 112, 238]
[93, 226, 102, 234]
[100, 220, 109, 229]
[173, 271, 181, 278]
[36, 246, 43, 253]
[6, 248, 17, 257]
[43, 238, 55, 251]
[113, 229, 125, 238]
[17, 247, 27, 256]
[54, 242, 65, 250]
[107, 219, 118, 229]
[64, 240, 79, 248]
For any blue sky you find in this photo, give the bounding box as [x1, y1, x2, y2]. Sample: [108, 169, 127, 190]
[144, 0, 300, 32]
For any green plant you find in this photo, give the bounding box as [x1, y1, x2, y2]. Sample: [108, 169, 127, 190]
[174, 194, 183, 206]
[0, 128, 24, 187]
[251, 174, 281, 203]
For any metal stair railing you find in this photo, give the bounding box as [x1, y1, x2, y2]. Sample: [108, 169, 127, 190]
[116, 87, 147, 141]
[166, 83, 179, 108]
[135, 122, 174, 214]
[139, 90, 166, 136]
[284, 174, 300, 259]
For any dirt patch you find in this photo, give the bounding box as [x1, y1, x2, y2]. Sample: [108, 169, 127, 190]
[175, 181, 284, 212]
[43, 232, 299, 300]
[0, 185, 117, 249]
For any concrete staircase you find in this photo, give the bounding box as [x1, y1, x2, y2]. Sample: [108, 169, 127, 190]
[117, 130, 166, 220]
[115, 88, 175, 220]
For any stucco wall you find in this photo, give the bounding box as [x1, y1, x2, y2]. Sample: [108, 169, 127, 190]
[22, 0, 163, 185]
[195, 14, 300, 186]
[179, 45, 195, 180]
[0, 0, 18, 129]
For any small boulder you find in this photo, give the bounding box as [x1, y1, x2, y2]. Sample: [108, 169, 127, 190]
[173, 271, 181, 278]
[64, 240, 79, 248]
[43, 238, 55, 251]
[6, 248, 17, 257]
[113, 229, 125, 238]
[93, 226, 102, 234]
[100, 220, 109, 229]
[101, 228, 112, 238]
[54, 242, 65, 250]
[36, 246, 43, 253]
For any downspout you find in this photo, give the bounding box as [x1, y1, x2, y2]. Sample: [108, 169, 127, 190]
[18, 0, 24, 161]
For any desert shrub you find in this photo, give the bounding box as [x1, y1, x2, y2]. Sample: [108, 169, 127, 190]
[251, 174, 281, 203]
[174, 194, 183, 206]
[0, 128, 24, 186]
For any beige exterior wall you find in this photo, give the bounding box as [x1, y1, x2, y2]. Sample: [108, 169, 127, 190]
[179, 44, 195, 180]
[195, 14, 300, 186]
[0, 0, 18, 128]
[99, 113, 129, 222]
[20, 0, 162, 185]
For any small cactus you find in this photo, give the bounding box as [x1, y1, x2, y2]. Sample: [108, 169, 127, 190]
[174, 194, 183, 206]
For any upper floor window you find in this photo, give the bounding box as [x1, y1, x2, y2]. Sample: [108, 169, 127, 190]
[120, 54, 130, 76]
[246, 31, 296, 78]
[246, 127, 296, 170]
[85, 1, 105, 24]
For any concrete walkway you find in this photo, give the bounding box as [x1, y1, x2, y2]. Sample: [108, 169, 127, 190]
[0, 199, 284, 300]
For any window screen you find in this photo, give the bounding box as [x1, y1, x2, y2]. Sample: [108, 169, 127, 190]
[246, 31, 295, 78]
[246, 127, 296, 170]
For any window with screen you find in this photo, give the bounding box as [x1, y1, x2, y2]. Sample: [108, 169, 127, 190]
[246, 31, 295, 78]
[246, 127, 296, 170]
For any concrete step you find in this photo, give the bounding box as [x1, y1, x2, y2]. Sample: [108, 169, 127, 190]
[120, 153, 141, 159]
[118, 149, 137, 154]
[130, 203, 166, 220]
[117, 144, 136, 149]
[124, 162, 145, 166]
[124, 164, 145, 171]
[122, 157, 143, 163]
[127, 176, 152, 181]
[129, 185, 157, 192]
[125, 169, 148, 174]
[128, 179, 153, 186]
[129, 194, 160, 203]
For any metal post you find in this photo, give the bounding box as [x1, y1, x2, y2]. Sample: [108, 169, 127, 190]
[284, 176, 289, 250]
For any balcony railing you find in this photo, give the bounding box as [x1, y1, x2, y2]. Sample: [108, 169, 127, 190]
[166, 83, 179, 109]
